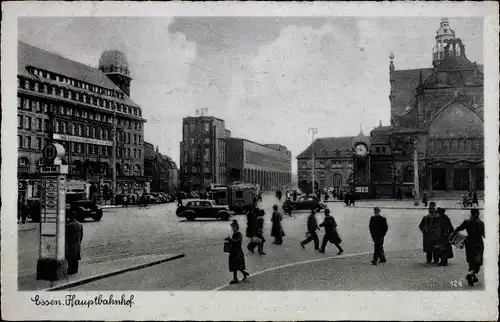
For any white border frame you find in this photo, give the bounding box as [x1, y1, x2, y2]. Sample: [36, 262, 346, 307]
[2, 1, 499, 320]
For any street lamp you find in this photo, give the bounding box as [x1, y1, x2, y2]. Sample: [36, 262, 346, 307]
[308, 128, 318, 195]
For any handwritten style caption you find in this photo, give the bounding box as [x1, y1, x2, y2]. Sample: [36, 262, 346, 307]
[31, 294, 135, 308]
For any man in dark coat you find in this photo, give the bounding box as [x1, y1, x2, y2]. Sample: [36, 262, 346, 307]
[419, 202, 440, 264]
[65, 205, 84, 275]
[369, 207, 388, 265]
[271, 205, 284, 245]
[292, 190, 298, 202]
[344, 192, 350, 206]
[450, 208, 484, 286]
[422, 192, 428, 207]
[246, 208, 259, 253]
[434, 207, 454, 266]
[319, 208, 344, 254]
[472, 191, 479, 206]
[300, 209, 320, 250]
[177, 193, 183, 207]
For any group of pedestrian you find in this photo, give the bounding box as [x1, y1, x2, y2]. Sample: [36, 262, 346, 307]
[344, 191, 355, 206]
[224, 197, 485, 287]
[419, 202, 454, 266]
[418, 201, 484, 286]
[300, 208, 344, 254]
[246, 208, 266, 255]
[461, 191, 479, 208]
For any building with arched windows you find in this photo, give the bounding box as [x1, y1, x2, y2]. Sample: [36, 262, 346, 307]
[358, 18, 484, 198]
[296, 136, 355, 192]
[17, 42, 148, 202]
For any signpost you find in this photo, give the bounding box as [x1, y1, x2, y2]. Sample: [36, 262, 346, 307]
[37, 143, 68, 281]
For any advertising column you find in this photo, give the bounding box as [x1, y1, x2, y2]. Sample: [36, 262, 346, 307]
[37, 143, 68, 281]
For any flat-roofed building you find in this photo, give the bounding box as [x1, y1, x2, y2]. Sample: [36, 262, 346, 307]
[226, 138, 292, 191]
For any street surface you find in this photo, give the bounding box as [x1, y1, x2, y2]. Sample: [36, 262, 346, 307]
[18, 195, 484, 291]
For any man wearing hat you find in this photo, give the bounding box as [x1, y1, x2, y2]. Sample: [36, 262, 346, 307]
[319, 208, 343, 254]
[434, 207, 454, 266]
[369, 207, 388, 265]
[419, 201, 440, 264]
[450, 208, 484, 286]
[65, 204, 84, 275]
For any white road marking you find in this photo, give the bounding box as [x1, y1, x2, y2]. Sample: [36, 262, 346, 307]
[211, 251, 372, 291]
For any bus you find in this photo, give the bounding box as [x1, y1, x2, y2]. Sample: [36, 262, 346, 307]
[207, 183, 258, 214]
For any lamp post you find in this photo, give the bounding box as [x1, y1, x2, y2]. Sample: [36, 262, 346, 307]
[308, 128, 318, 195]
[413, 138, 420, 206]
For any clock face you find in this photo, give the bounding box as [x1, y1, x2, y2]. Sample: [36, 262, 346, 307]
[354, 144, 368, 157]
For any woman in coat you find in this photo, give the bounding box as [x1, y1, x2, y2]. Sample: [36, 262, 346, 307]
[434, 207, 454, 266]
[450, 208, 485, 286]
[271, 205, 284, 245]
[225, 220, 249, 284]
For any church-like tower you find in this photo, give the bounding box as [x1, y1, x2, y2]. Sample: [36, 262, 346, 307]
[98, 50, 132, 97]
[432, 18, 457, 67]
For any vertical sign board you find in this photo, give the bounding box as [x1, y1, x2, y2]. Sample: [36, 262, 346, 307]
[57, 174, 66, 259]
[40, 171, 58, 259]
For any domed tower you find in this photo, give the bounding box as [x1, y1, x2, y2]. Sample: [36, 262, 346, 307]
[432, 18, 456, 66]
[99, 50, 132, 97]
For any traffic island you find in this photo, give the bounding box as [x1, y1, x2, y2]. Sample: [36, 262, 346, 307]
[18, 253, 185, 291]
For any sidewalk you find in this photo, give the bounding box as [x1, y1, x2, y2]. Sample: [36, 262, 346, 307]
[324, 199, 484, 210]
[18, 253, 184, 291]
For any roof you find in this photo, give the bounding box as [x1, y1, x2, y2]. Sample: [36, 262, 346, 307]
[18, 41, 139, 108]
[296, 136, 354, 159]
[391, 68, 433, 118]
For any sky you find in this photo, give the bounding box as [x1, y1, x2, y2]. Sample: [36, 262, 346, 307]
[18, 16, 483, 173]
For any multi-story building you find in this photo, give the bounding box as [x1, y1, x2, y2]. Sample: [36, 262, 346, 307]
[357, 18, 484, 198]
[296, 137, 354, 192]
[226, 138, 292, 190]
[144, 142, 178, 193]
[17, 42, 147, 202]
[180, 116, 230, 192]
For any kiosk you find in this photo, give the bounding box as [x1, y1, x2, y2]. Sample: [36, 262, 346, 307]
[36, 143, 68, 281]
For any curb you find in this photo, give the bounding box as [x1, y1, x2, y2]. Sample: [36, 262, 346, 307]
[351, 206, 484, 211]
[45, 253, 185, 291]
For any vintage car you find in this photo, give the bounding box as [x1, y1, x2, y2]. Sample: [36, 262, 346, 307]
[72, 200, 103, 222]
[284, 195, 326, 212]
[176, 199, 234, 221]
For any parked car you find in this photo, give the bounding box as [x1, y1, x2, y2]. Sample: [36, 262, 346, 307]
[284, 195, 326, 212]
[179, 192, 188, 199]
[21, 197, 103, 223]
[176, 199, 234, 221]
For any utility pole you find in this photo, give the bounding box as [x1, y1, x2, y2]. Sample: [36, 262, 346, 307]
[308, 128, 318, 195]
[111, 106, 117, 205]
[413, 139, 420, 206]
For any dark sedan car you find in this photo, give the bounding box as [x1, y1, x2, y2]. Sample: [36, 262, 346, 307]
[176, 199, 234, 221]
[284, 195, 326, 212]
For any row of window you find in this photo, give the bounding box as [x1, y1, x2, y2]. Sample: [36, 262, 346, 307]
[299, 159, 353, 168]
[18, 115, 142, 144]
[17, 135, 143, 159]
[19, 76, 142, 117]
[18, 97, 143, 130]
[28, 67, 124, 99]
[183, 122, 211, 137]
